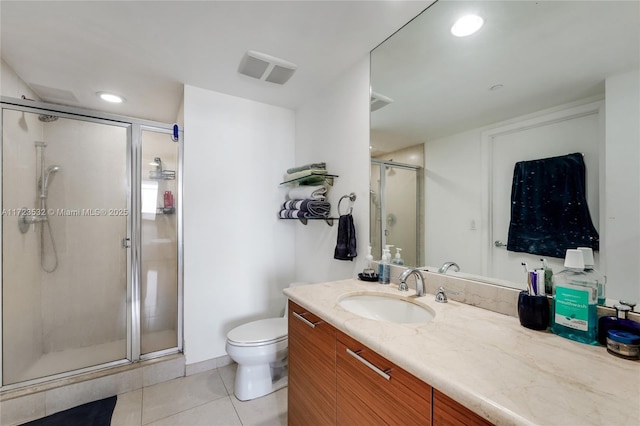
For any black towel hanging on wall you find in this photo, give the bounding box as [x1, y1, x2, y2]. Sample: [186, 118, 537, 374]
[334, 214, 357, 261]
[506, 152, 599, 258]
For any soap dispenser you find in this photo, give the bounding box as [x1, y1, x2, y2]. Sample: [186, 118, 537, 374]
[378, 248, 391, 284]
[392, 248, 404, 265]
[366, 246, 374, 270]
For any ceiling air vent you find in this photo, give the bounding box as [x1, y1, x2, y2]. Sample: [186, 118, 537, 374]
[238, 50, 297, 85]
[370, 91, 394, 112]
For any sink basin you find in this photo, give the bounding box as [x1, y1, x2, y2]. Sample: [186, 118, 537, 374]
[339, 294, 435, 323]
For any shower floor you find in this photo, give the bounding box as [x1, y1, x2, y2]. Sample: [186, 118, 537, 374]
[10, 330, 177, 386]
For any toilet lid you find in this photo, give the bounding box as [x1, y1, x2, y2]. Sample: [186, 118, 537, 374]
[227, 318, 287, 346]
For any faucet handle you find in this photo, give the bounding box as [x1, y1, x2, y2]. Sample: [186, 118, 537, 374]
[435, 286, 460, 303]
[398, 281, 409, 292]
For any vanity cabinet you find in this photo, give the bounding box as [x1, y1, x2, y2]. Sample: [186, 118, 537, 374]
[287, 300, 494, 426]
[433, 389, 493, 426]
[336, 331, 432, 425]
[287, 300, 337, 425]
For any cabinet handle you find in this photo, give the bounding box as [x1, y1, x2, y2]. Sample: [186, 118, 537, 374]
[346, 348, 391, 380]
[293, 311, 321, 328]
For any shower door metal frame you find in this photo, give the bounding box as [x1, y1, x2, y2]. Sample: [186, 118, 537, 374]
[0, 96, 183, 389]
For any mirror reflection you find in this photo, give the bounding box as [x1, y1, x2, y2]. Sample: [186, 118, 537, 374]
[370, 0, 639, 303]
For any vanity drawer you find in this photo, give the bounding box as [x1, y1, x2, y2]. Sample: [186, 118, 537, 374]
[288, 300, 336, 425]
[336, 331, 431, 425]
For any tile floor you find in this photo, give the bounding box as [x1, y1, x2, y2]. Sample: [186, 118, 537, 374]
[110, 364, 287, 426]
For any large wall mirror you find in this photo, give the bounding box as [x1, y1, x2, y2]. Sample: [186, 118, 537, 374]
[370, 0, 639, 304]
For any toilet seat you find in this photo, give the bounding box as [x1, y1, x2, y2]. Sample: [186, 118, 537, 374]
[227, 318, 287, 347]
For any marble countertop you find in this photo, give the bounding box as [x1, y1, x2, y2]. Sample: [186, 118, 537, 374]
[284, 279, 640, 426]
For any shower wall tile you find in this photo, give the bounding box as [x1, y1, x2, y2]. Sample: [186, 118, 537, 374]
[44, 368, 142, 416]
[0, 391, 45, 426]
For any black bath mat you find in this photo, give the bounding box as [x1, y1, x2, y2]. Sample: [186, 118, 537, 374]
[21, 395, 117, 426]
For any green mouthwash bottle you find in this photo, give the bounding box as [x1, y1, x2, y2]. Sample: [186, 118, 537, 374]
[551, 249, 598, 345]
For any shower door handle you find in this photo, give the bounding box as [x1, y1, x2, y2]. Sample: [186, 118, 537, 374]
[121, 238, 131, 248]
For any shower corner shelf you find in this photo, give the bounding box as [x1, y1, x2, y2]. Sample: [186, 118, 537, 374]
[279, 173, 338, 186]
[149, 170, 176, 180]
[157, 207, 175, 215]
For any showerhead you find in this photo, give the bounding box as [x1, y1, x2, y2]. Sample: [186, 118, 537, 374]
[38, 114, 59, 122]
[43, 165, 61, 192]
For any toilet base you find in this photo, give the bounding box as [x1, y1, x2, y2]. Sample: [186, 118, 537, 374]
[234, 363, 288, 401]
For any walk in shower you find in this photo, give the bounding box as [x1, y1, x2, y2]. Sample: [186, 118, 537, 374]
[370, 159, 423, 267]
[0, 99, 182, 388]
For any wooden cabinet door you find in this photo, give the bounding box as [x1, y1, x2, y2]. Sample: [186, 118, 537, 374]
[336, 331, 432, 425]
[433, 389, 494, 426]
[288, 300, 337, 425]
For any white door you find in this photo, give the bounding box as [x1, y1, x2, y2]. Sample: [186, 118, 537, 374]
[488, 104, 601, 288]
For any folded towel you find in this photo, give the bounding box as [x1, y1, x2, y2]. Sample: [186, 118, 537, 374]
[282, 199, 331, 217]
[334, 214, 357, 261]
[279, 209, 307, 219]
[286, 162, 326, 174]
[288, 185, 327, 200]
[283, 168, 328, 182]
[507, 152, 599, 258]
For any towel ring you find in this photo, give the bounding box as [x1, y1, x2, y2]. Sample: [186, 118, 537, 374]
[338, 192, 357, 215]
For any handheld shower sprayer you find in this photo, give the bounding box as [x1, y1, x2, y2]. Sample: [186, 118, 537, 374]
[44, 165, 61, 193]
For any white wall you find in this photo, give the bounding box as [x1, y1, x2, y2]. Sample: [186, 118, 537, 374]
[605, 68, 640, 303]
[0, 58, 38, 100]
[183, 85, 296, 365]
[293, 56, 371, 283]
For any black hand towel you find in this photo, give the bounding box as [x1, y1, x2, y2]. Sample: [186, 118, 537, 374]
[507, 152, 599, 258]
[334, 214, 357, 261]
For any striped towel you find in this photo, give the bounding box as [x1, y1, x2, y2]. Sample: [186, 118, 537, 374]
[282, 199, 331, 217]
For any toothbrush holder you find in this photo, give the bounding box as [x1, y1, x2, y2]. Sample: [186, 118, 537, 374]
[517, 291, 550, 331]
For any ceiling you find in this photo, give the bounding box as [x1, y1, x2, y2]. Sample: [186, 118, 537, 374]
[370, 0, 640, 155]
[0, 0, 432, 124]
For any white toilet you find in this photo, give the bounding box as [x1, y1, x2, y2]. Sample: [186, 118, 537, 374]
[225, 282, 306, 401]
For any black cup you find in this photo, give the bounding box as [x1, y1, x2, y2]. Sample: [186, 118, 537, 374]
[517, 291, 550, 330]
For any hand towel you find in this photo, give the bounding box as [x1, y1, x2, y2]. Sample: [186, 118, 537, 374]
[507, 152, 599, 258]
[288, 185, 327, 200]
[334, 214, 357, 261]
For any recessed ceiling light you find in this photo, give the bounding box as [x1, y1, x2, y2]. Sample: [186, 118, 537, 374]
[451, 15, 484, 37]
[97, 92, 125, 103]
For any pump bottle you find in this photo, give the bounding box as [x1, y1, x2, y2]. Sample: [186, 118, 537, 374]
[392, 247, 404, 265]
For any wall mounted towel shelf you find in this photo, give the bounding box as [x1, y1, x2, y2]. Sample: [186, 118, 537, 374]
[280, 173, 338, 186]
[280, 217, 335, 226]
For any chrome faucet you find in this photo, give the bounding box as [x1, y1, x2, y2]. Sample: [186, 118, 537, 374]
[398, 268, 426, 296]
[438, 261, 460, 274]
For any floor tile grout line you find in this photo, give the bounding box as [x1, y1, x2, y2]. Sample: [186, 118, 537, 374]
[139, 369, 233, 425]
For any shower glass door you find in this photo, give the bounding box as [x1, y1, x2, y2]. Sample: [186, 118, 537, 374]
[1, 108, 130, 385]
[140, 128, 179, 355]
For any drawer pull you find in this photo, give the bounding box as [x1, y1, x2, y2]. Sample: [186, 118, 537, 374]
[346, 348, 391, 380]
[293, 311, 321, 328]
